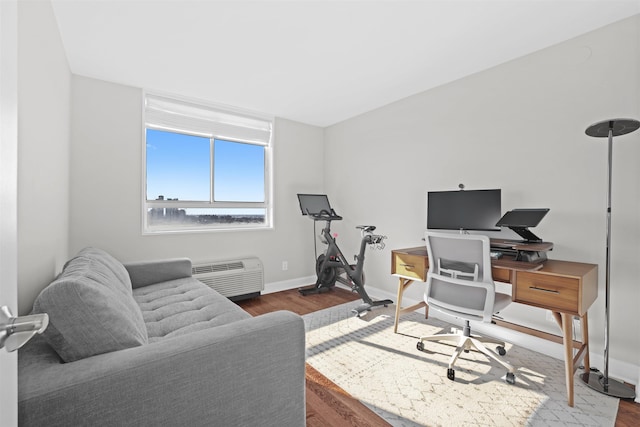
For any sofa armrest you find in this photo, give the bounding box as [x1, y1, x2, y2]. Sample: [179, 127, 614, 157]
[19, 310, 306, 427]
[124, 258, 192, 288]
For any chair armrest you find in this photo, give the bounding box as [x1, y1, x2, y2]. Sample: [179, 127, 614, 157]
[19, 310, 306, 427]
[124, 258, 193, 288]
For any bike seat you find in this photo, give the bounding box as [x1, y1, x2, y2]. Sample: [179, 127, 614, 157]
[356, 225, 376, 232]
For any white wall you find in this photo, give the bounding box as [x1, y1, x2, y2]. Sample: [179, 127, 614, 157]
[17, 0, 71, 315]
[324, 15, 640, 369]
[69, 75, 324, 287]
[15, 0, 638, 380]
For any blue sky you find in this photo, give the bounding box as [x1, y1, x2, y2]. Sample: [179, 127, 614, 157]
[146, 129, 265, 203]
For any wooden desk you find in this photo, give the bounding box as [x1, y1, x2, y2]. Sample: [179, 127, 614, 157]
[391, 246, 598, 407]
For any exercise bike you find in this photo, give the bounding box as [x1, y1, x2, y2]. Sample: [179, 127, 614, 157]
[297, 194, 393, 315]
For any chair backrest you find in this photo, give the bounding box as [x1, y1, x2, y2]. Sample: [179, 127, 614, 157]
[424, 231, 496, 322]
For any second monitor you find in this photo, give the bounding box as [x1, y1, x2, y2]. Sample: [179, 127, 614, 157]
[496, 208, 549, 243]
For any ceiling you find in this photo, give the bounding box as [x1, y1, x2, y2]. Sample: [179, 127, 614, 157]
[50, 0, 640, 127]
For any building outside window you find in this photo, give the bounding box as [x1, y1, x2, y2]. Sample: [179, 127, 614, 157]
[143, 93, 273, 233]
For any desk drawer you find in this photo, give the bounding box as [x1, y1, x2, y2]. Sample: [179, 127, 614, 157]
[392, 252, 427, 281]
[492, 267, 511, 283]
[514, 271, 579, 314]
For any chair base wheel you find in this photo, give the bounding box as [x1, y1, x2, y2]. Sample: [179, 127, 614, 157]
[416, 341, 424, 351]
[496, 345, 506, 356]
[447, 368, 455, 381]
[506, 372, 516, 384]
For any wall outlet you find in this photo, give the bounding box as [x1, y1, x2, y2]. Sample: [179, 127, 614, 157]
[282, 261, 288, 271]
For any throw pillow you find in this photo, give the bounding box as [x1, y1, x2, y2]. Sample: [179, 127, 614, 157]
[33, 248, 148, 362]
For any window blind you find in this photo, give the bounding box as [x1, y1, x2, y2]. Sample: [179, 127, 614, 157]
[145, 93, 272, 145]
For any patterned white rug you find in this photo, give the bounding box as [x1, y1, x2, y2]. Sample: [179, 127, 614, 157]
[303, 301, 619, 427]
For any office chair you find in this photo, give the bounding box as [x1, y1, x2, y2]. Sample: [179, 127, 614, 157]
[416, 231, 516, 384]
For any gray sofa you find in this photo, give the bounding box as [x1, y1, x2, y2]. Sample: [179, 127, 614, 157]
[18, 247, 306, 426]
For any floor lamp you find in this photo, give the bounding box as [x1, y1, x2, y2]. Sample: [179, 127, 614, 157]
[582, 118, 639, 399]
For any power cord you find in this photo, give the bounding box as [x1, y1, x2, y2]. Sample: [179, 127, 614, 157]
[311, 220, 318, 264]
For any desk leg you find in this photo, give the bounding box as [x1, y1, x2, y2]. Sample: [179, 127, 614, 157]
[394, 278, 412, 333]
[552, 311, 591, 407]
[561, 312, 575, 407]
[393, 277, 428, 333]
[581, 314, 590, 372]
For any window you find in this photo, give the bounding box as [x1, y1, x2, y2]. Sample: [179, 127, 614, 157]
[143, 93, 273, 233]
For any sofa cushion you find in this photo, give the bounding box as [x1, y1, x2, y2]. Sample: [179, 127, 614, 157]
[33, 248, 148, 362]
[134, 278, 250, 342]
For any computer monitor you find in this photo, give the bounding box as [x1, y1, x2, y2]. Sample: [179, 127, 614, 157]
[427, 189, 501, 232]
[297, 194, 332, 216]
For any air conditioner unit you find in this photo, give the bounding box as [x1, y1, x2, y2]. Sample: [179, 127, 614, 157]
[192, 257, 263, 301]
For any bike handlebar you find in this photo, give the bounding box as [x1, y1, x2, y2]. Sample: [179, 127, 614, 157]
[308, 209, 343, 221]
[364, 233, 386, 250]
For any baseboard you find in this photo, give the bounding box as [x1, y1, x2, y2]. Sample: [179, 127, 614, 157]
[264, 276, 316, 294]
[636, 367, 640, 403]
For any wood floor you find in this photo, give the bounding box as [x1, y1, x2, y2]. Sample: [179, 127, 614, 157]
[236, 287, 639, 427]
[237, 287, 390, 426]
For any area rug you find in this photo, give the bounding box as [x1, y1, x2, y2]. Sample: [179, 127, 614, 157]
[303, 301, 619, 427]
